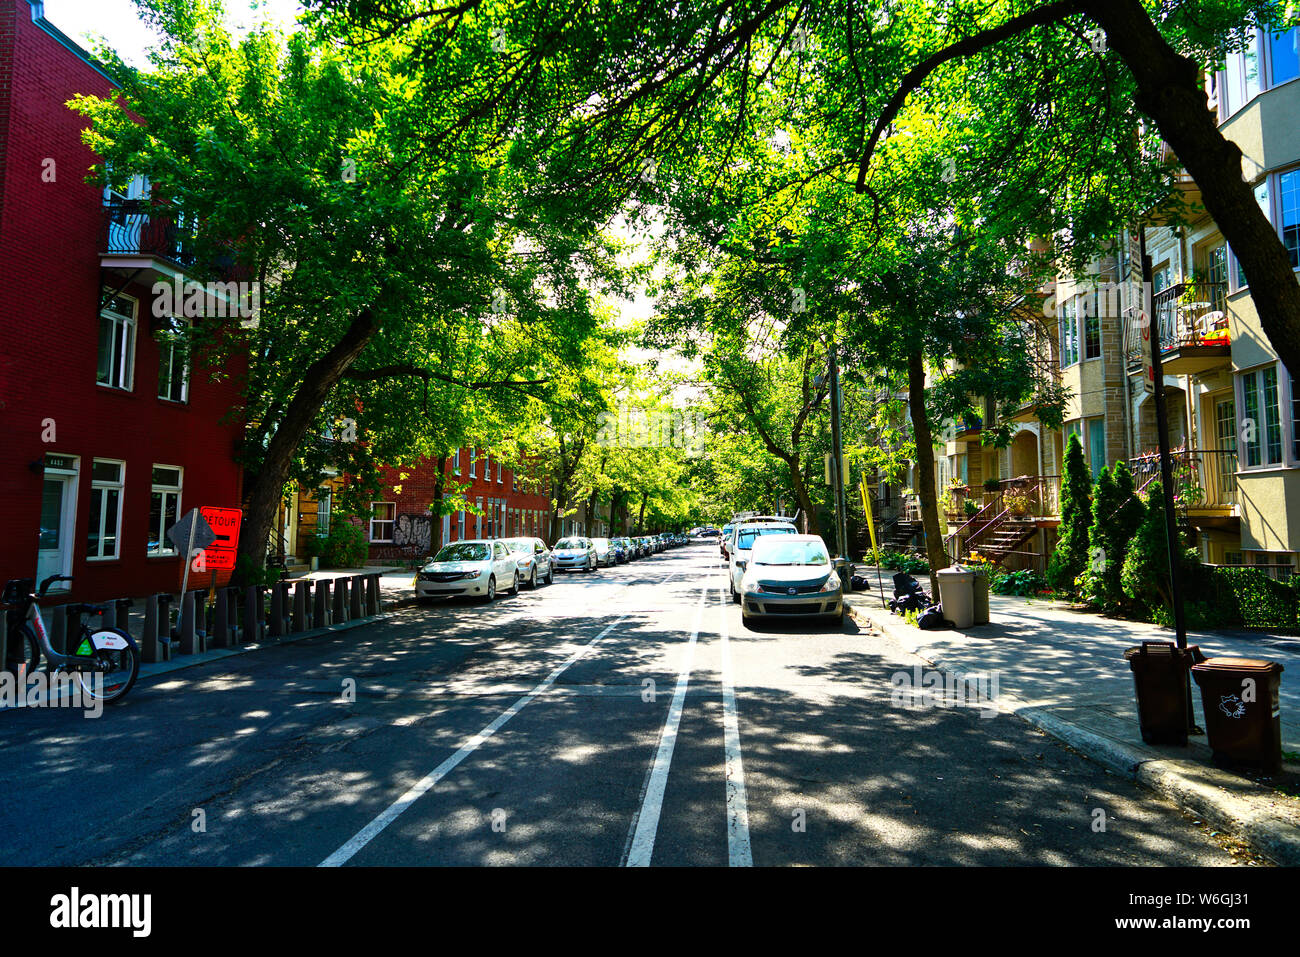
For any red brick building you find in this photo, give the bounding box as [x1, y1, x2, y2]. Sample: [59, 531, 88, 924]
[0, 0, 245, 601]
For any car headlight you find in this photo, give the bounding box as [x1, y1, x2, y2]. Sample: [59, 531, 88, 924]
[464, 570, 482, 580]
[819, 574, 840, 593]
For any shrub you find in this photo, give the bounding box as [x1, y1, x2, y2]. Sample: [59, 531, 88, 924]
[1120, 482, 1199, 618]
[990, 568, 1048, 596]
[319, 517, 369, 569]
[1211, 567, 1298, 629]
[1080, 461, 1143, 610]
[1047, 434, 1092, 594]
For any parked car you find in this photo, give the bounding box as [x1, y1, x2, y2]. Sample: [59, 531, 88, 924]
[737, 534, 843, 625]
[608, 538, 628, 563]
[552, 536, 598, 572]
[502, 537, 553, 588]
[727, 520, 799, 600]
[415, 539, 521, 602]
[720, 524, 734, 558]
[591, 537, 618, 567]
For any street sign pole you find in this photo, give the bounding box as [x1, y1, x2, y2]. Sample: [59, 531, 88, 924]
[180, 518, 197, 601]
[1140, 230, 1188, 650]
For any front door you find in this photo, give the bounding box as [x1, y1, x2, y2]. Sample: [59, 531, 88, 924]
[1215, 396, 1237, 503]
[37, 461, 78, 587]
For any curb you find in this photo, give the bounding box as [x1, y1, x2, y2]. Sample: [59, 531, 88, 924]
[845, 596, 1300, 866]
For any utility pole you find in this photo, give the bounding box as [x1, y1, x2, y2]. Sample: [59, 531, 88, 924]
[1140, 230, 1188, 649]
[829, 344, 850, 588]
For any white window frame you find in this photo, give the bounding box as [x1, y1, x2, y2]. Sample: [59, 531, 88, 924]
[97, 291, 138, 392]
[1237, 361, 1295, 470]
[369, 502, 396, 543]
[156, 315, 190, 403]
[470, 448, 477, 478]
[453, 448, 461, 476]
[147, 465, 183, 557]
[1059, 297, 1079, 368]
[316, 487, 332, 538]
[88, 458, 126, 561]
[497, 462, 503, 483]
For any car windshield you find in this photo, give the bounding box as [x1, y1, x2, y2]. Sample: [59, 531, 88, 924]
[555, 538, 584, 549]
[502, 538, 534, 552]
[431, 543, 489, 563]
[753, 539, 830, 566]
[736, 526, 796, 550]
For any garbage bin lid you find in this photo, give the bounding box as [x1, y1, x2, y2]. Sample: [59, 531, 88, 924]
[1123, 641, 1178, 659]
[1191, 657, 1284, 674]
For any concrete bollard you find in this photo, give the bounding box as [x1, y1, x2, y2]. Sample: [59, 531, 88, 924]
[269, 582, 288, 637]
[178, 591, 202, 655]
[368, 573, 382, 614]
[142, 594, 167, 663]
[211, 588, 233, 649]
[293, 580, 311, 633]
[332, 577, 348, 624]
[350, 575, 364, 619]
[245, 586, 266, 644]
[314, 579, 332, 628]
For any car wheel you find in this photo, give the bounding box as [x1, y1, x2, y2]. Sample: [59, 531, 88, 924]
[731, 582, 740, 605]
[510, 570, 520, 595]
[546, 566, 554, 585]
[528, 568, 537, 590]
[484, 575, 496, 602]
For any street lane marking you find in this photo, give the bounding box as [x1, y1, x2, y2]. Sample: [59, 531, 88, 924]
[624, 576, 709, 867]
[718, 578, 753, 866]
[319, 614, 629, 867]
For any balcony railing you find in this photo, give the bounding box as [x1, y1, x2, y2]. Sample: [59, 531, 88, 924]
[1124, 281, 1229, 367]
[1126, 448, 1237, 509]
[102, 199, 197, 268]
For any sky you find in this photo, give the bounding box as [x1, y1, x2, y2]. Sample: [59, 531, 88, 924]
[44, 0, 304, 67]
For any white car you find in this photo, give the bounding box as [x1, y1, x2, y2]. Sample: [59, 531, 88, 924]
[415, 539, 521, 602]
[727, 520, 798, 601]
[737, 534, 843, 625]
[502, 537, 553, 588]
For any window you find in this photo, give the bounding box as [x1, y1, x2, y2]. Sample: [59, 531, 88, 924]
[458, 510, 465, 541]
[1087, 418, 1106, 479]
[1206, 243, 1229, 311]
[453, 449, 461, 476]
[1270, 25, 1299, 87]
[369, 502, 395, 542]
[1280, 168, 1300, 269]
[1239, 364, 1287, 468]
[1292, 373, 1300, 461]
[470, 448, 477, 478]
[316, 487, 332, 537]
[1223, 32, 1261, 117]
[1084, 297, 1101, 360]
[1235, 180, 1272, 289]
[497, 462, 503, 483]
[147, 466, 182, 556]
[475, 497, 483, 537]
[97, 292, 137, 391]
[88, 460, 125, 559]
[1059, 298, 1079, 367]
[512, 471, 518, 492]
[156, 316, 189, 402]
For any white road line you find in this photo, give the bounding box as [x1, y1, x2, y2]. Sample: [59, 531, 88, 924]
[624, 577, 708, 867]
[319, 614, 628, 867]
[718, 575, 753, 866]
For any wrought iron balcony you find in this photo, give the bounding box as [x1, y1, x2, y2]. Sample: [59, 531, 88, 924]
[101, 199, 196, 269]
[1124, 281, 1230, 376]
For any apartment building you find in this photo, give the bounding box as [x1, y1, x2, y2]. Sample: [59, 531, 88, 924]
[0, 0, 245, 601]
[940, 21, 1300, 577]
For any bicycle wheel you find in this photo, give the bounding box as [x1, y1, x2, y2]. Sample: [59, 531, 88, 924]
[76, 630, 140, 704]
[3, 623, 39, 676]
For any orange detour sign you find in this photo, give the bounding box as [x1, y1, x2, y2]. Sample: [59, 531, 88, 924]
[199, 507, 243, 571]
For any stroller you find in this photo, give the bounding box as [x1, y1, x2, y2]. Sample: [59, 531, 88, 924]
[889, 572, 932, 615]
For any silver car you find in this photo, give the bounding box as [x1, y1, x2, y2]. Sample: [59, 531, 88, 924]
[591, 537, 618, 567]
[738, 534, 843, 625]
[502, 537, 553, 588]
[552, 536, 598, 573]
[415, 540, 521, 602]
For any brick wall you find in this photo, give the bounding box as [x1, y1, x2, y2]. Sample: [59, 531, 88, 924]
[0, 0, 245, 603]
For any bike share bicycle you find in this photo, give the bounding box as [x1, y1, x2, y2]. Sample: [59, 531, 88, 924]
[2, 575, 140, 704]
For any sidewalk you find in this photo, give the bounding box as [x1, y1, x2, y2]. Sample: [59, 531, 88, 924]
[845, 571, 1300, 865]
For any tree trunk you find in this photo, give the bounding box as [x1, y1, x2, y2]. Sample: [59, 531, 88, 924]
[786, 456, 820, 536]
[907, 348, 948, 597]
[431, 455, 448, 554]
[236, 310, 379, 582]
[637, 490, 649, 532]
[1089, 0, 1300, 378]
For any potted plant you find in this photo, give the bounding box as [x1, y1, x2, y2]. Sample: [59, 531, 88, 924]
[983, 477, 1001, 493]
[964, 498, 980, 517]
[1004, 491, 1031, 516]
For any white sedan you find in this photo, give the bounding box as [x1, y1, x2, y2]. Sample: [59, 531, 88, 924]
[415, 540, 521, 602]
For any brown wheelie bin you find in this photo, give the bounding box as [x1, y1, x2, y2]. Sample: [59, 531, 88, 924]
[1191, 657, 1285, 774]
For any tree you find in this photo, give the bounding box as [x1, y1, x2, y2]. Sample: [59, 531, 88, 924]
[1081, 461, 1143, 610]
[74, 2, 623, 577]
[1048, 433, 1093, 595]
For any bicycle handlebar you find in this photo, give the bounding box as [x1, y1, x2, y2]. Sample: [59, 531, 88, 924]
[38, 575, 73, 598]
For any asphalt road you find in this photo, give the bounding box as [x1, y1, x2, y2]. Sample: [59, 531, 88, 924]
[0, 544, 1246, 866]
